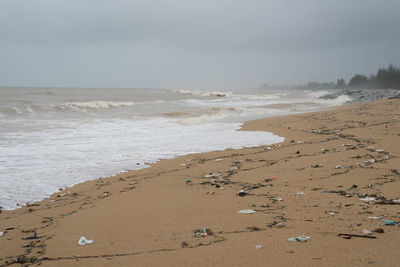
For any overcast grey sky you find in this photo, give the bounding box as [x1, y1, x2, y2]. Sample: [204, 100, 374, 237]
[1, 0, 399, 89]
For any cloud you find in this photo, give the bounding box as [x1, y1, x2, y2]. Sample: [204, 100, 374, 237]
[0, 0, 400, 87]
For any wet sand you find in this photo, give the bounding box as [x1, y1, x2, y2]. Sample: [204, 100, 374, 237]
[1, 98, 400, 266]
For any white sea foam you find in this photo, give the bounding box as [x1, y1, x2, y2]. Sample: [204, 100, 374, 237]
[12, 106, 23, 114]
[171, 89, 232, 97]
[0, 117, 283, 209]
[315, 95, 352, 106]
[236, 94, 281, 100]
[62, 101, 135, 109]
[305, 90, 332, 98]
[0, 87, 353, 210]
[177, 109, 242, 125]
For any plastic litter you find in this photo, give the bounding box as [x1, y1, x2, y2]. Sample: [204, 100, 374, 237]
[78, 236, 94, 246]
[359, 197, 377, 203]
[255, 245, 263, 249]
[193, 227, 212, 238]
[297, 192, 305, 195]
[322, 190, 353, 198]
[261, 177, 276, 183]
[229, 166, 239, 171]
[237, 190, 247, 197]
[368, 216, 382, 219]
[0, 232, 3, 237]
[361, 229, 372, 235]
[288, 235, 310, 242]
[237, 209, 257, 214]
[358, 196, 400, 205]
[185, 179, 192, 184]
[215, 158, 223, 162]
[203, 172, 222, 178]
[267, 222, 285, 228]
[380, 220, 400, 226]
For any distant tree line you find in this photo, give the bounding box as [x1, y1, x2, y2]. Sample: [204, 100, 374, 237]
[306, 80, 345, 89]
[305, 64, 400, 89]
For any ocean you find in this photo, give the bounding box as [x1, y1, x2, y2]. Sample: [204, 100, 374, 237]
[1, 86, 395, 210]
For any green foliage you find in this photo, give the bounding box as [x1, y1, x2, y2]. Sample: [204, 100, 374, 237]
[349, 74, 368, 88]
[306, 81, 336, 89]
[304, 64, 400, 90]
[349, 64, 400, 89]
[336, 78, 347, 89]
[306, 78, 347, 89]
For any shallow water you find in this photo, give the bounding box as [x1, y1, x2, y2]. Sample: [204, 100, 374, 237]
[0, 86, 353, 209]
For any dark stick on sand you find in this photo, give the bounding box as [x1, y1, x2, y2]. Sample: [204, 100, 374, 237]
[338, 234, 377, 239]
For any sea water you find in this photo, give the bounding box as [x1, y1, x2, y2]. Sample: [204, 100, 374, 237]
[0, 87, 352, 209]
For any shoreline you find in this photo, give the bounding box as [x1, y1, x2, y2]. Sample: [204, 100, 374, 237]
[1, 98, 400, 266]
[2, 103, 326, 212]
[1, 120, 285, 212]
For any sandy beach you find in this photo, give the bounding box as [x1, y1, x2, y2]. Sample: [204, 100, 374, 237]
[1, 98, 400, 266]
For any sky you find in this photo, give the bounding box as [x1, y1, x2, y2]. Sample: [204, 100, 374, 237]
[0, 0, 400, 89]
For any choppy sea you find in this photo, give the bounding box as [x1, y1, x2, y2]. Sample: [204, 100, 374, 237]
[1, 86, 398, 209]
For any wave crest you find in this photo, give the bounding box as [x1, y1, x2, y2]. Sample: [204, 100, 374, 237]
[171, 89, 232, 97]
[156, 107, 237, 118]
[61, 101, 135, 109]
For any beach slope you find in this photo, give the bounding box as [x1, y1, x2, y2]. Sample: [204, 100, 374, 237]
[1, 98, 400, 266]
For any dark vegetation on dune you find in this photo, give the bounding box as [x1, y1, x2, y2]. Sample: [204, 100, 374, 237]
[305, 64, 400, 90]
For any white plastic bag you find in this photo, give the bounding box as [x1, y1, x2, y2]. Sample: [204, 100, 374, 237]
[78, 236, 93, 246]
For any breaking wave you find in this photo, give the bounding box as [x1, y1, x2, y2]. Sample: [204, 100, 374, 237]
[318, 89, 400, 104]
[304, 90, 353, 106]
[60, 101, 135, 110]
[305, 90, 332, 98]
[153, 107, 241, 124]
[316, 95, 352, 106]
[155, 107, 237, 118]
[235, 94, 281, 100]
[171, 89, 232, 97]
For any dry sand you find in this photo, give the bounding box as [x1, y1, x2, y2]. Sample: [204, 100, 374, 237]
[1, 98, 400, 266]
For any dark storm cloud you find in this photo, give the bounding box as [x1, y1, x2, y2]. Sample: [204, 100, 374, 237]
[0, 0, 399, 88]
